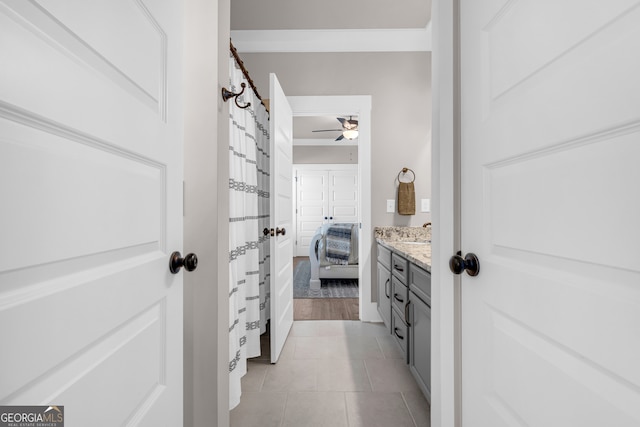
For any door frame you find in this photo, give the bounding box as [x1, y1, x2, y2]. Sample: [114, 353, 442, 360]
[288, 96, 378, 322]
[183, 0, 230, 426]
[432, 1, 461, 427]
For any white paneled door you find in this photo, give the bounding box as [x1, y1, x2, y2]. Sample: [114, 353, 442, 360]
[460, 1, 640, 426]
[0, 0, 184, 425]
[269, 73, 294, 363]
[327, 169, 358, 224]
[295, 170, 327, 256]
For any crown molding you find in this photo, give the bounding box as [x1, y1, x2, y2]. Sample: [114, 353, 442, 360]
[231, 24, 432, 53]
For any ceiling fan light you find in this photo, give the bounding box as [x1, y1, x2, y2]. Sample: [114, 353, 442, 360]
[342, 129, 359, 140]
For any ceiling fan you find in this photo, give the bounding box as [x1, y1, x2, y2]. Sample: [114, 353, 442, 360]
[312, 116, 359, 141]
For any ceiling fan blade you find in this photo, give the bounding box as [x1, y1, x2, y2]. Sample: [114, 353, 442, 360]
[337, 117, 358, 130]
[335, 134, 345, 141]
[312, 129, 342, 132]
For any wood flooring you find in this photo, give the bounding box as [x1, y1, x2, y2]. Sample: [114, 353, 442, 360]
[293, 298, 359, 320]
[292, 256, 360, 321]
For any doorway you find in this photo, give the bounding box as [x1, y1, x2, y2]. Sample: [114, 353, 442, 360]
[292, 157, 360, 320]
[286, 95, 377, 323]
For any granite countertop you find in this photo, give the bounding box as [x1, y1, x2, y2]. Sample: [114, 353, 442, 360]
[374, 226, 432, 272]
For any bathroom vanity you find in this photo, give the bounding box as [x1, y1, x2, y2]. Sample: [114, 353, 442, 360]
[375, 227, 431, 402]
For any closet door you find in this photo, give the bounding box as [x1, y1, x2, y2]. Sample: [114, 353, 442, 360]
[0, 0, 184, 423]
[294, 166, 358, 256]
[295, 170, 328, 256]
[328, 169, 358, 224]
[458, 1, 640, 425]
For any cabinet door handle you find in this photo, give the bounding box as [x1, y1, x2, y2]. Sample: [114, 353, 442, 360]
[394, 264, 404, 272]
[394, 327, 404, 340]
[394, 293, 404, 303]
[384, 278, 390, 298]
[404, 301, 411, 326]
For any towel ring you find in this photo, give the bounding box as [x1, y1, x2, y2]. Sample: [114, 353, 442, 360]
[397, 167, 415, 183]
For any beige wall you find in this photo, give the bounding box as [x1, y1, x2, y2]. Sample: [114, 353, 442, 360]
[240, 52, 432, 228]
[293, 145, 358, 164]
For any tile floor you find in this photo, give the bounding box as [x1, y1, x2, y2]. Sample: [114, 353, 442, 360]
[230, 320, 431, 427]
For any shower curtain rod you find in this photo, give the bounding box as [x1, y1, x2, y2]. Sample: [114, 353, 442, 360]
[228, 40, 269, 112]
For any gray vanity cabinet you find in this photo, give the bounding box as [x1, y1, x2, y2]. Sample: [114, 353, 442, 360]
[375, 241, 431, 402]
[376, 244, 392, 331]
[409, 288, 431, 401]
[408, 262, 431, 402]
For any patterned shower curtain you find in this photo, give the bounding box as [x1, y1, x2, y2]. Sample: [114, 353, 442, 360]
[228, 54, 271, 410]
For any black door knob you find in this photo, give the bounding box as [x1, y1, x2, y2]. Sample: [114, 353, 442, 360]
[449, 252, 480, 276]
[324, 216, 328, 220]
[169, 251, 198, 274]
[276, 227, 286, 236]
[263, 228, 270, 236]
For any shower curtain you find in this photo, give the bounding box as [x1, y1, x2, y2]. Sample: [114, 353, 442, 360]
[228, 54, 271, 410]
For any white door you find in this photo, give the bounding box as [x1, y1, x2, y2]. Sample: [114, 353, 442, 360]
[269, 73, 294, 363]
[294, 166, 358, 257]
[295, 170, 327, 256]
[460, 1, 640, 426]
[328, 169, 358, 224]
[0, 0, 184, 425]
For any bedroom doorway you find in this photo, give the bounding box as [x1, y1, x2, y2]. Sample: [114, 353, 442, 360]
[287, 95, 376, 322]
[292, 161, 360, 320]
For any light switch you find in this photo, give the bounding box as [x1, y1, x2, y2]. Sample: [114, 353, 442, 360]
[421, 198, 431, 212]
[386, 199, 395, 213]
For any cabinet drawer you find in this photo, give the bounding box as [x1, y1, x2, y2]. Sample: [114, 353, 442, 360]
[377, 244, 391, 270]
[391, 308, 408, 362]
[391, 276, 409, 317]
[391, 252, 409, 283]
[409, 263, 431, 306]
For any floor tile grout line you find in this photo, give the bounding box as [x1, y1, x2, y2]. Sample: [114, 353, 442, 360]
[375, 336, 387, 359]
[401, 391, 419, 427]
[279, 392, 289, 427]
[362, 359, 374, 392]
[344, 391, 352, 427]
[258, 363, 268, 391]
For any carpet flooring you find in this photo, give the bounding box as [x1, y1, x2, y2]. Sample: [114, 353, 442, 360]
[293, 260, 359, 299]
